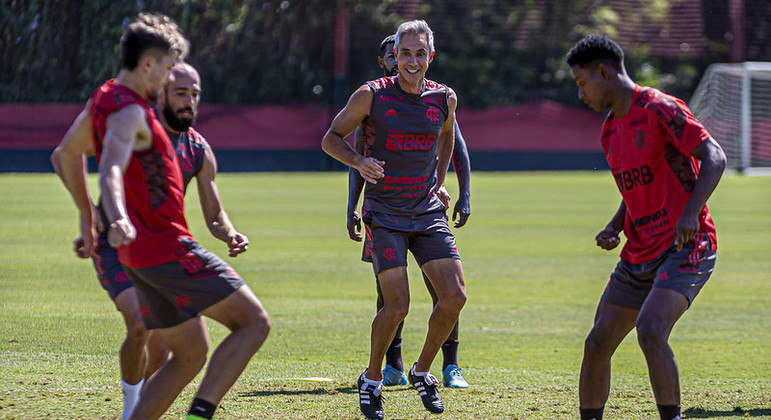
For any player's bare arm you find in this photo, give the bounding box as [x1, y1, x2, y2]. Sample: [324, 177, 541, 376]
[99, 104, 152, 248]
[346, 132, 367, 241]
[674, 137, 726, 250]
[434, 88, 458, 209]
[596, 200, 626, 250]
[321, 85, 385, 183]
[196, 143, 249, 257]
[451, 121, 471, 228]
[51, 105, 100, 257]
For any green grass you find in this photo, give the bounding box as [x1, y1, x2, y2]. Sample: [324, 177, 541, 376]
[0, 172, 769, 419]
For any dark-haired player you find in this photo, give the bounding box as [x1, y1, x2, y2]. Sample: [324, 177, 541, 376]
[51, 13, 269, 420]
[323, 19, 467, 420]
[346, 33, 471, 389]
[567, 34, 725, 420]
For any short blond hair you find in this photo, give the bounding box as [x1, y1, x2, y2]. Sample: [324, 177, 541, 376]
[120, 12, 189, 70]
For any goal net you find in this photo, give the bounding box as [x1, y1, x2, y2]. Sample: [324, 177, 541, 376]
[689, 62, 771, 173]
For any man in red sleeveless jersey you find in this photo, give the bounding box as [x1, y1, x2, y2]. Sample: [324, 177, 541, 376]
[322, 20, 466, 420]
[567, 34, 726, 420]
[51, 13, 269, 420]
[346, 34, 472, 389]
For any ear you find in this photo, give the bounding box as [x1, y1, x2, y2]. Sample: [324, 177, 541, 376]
[377, 57, 385, 69]
[139, 54, 156, 73]
[597, 62, 609, 80]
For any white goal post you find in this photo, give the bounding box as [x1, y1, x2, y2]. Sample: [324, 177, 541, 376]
[689, 62, 771, 173]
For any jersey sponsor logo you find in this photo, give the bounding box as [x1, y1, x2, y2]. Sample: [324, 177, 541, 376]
[384, 174, 430, 185]
[378, 95, 403, 103]
[383, 247, 397, 261]
[633, 130, 646, 149]
[385, 108, 398, 117]
[386, 134, 436, 151]
[633, 207, 668, 228]
[613, 165, 653, 191]
[422, 96, 444, 105]
[426, 106, 441, 122]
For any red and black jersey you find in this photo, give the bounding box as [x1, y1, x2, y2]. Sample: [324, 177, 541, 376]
[361, 75, 450, 216]
[166, 126, 208, 190]
[89, 79, 192, 268]
[601, 84, 717, 264]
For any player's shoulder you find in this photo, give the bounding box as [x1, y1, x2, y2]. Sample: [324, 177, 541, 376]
[367, 76, 397, 91]
[187, 127, 209, 146]
[91, 79, 143, 111]
[424, 78, 448, 92]
[634, 85, 690, 138]
[634, 86, 689, 117]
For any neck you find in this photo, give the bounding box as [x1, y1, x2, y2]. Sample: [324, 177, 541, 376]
[610, 75, 636, 118]
[397, 74, 424, 95]
[115, 69, 148, 101]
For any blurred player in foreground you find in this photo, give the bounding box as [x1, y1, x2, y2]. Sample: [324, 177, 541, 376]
[567, 34, 725, 420]
[52, 13, 269, 420]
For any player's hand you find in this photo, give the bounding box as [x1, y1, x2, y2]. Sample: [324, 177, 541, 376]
[75, 211, 98, 258]
[595, 226, 621, 250]
[107, 217, 136, 248]
[355, 157, 385, 184]
[347, 209, 362, 241]
[674, 212, 699, 251]
[453, 195, 471, 228]
[436, 185, 451, 209]
[227, 232, 249, 257]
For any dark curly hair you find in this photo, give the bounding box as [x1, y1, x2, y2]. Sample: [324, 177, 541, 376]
[566, 34, 624, 68]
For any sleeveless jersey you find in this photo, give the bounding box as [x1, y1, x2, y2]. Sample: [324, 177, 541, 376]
[166, 126, 208, 190]
[361, 76, 449, 216]
[89, 79, 192, 268]
[601, 84, 717, 264]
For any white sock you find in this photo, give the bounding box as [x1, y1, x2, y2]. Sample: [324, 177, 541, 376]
[121, 378, 143, 420]
[360, 371, 383, 395]
[410, 365, 429, 377]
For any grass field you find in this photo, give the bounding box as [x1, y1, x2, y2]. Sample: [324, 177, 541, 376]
[0, 171, 769, 419]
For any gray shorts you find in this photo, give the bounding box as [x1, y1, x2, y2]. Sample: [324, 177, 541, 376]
[124, 238, 245, 329]
[602, 233, 717, 309]
[362, 210, 460, 275]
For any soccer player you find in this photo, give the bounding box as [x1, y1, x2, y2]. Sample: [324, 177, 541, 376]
[51, 58, 249, 417]
[322, 20, 467, 420]
[53, 13, 270, 420]
[346, 33, 471, 389]
[566, 34, 726, 420]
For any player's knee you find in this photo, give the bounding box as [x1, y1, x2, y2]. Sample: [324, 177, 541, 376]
[439, 289, 466, 313]
[635, 320, 668, 353]
[125, 322, 149, 346]
[382, 301, 409, 322]
[583, 329, 609, 356]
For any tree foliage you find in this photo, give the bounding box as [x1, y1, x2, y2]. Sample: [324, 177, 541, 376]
[0, 0, 763, 107]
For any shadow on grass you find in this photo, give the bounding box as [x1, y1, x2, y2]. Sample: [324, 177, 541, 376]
[684, 406, 771, 418]
[237, 385, 417, 398]
[237, 386, 357, 397]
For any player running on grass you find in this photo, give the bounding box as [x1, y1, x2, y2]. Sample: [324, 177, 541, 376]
[346, 33, 471, 389]
[567, 34, 725, 420]
[52, 58, 250, 419]
[52, 14, 270, 420]
[323, 19, 467, 420]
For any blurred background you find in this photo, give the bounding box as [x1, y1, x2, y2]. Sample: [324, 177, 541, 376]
[1, 0, 770, 172]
